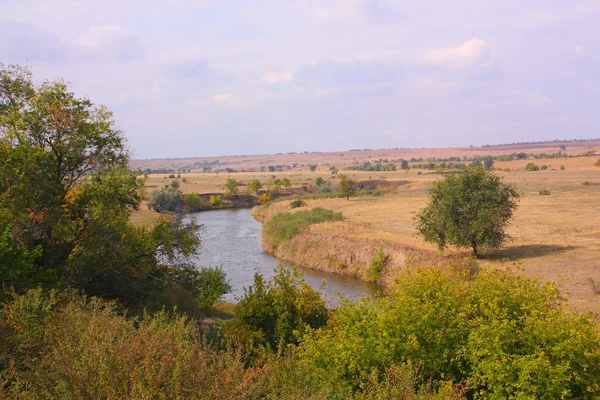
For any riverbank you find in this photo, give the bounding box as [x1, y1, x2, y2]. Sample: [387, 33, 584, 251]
[252, 200, 446, 287]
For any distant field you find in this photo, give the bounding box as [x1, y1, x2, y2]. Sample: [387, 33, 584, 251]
[133, 142, 600, 314]
[129, 140, 600, 173]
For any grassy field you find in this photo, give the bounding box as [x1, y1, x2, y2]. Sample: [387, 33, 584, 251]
[133, 145, 600, 314]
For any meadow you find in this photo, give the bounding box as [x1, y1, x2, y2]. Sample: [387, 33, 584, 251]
[135, 143, 600, 314]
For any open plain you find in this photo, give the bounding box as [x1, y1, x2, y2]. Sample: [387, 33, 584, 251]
[134, 141, 600, 314]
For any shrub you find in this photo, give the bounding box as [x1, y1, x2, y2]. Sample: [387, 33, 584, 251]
[583, 181, 600, 186]
[224, 178, 239, 197]
[539, 189, 551, 196]
[525, 163, 540, 171]
[193, 267, 232, 309]
[265, 207, 343, 245]
[298, 267, 600, 398]
[182, 193, 205, 209]
[259, 192, 271, 203]
[560, 165, 565, 170]
[315, 177, 325, 187]
[540, 165, 548, 170]
[596, 159, 600, 167]
[147, 185, 182, 212]
[289, 199, 306, 209]
[366, 249, 388, 281]
[586, 277, 600, 295]
[224, 266, 328, 352]
[209, 195, 222, 207]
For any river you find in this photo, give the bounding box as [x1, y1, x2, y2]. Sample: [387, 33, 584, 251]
[190, 208, 377, 305]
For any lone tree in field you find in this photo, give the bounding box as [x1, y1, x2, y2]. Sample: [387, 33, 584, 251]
[224, 177, 239, 197]
[338, 174, 358, 200]
[415, 167, 519, 256]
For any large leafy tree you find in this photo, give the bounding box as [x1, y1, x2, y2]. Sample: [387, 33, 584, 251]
[0, 64, 201, 311]
[415, 167, 519, 256]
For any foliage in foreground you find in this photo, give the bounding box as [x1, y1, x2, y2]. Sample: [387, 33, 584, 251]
[0, 63, 213, 314]
[264, 207, 343, 245]
[298, 266, 600, 399]
[416, 167, 519, 255]
[0, 288, 460, 399]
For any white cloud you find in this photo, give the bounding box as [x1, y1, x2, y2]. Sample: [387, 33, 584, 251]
[74, 24, 144, 61]
[213, 93, 231, 105]
[573, 45, 584, 56]
[423, 38, 493, 70]
[263, 72, 293, 84]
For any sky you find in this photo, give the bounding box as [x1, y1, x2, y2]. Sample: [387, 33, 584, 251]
[1, 0, 599, 159]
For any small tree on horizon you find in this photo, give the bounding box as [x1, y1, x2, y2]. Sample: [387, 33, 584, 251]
[338, 174, 358, 201]
[415, 167, 519, 256]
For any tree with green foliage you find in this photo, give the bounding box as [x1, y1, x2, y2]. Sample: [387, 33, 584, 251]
[400, 159, 409, 169]
[309, 164, 317, 172]
[224, 265, 328, 351]
[338, 174, 358, 200]
[315, 177, 325, 187]
[415, 167, 519, 256]
[281, 177, 291, 188]
[595, 159, 600, 167]
[148, 184, 182, 212]
[224, 178, 239, 197]
[248, 179, 262, 195]
[298, 266, 600, 398]
[526, 162, 540, 171]
[0, 64, 202, 312]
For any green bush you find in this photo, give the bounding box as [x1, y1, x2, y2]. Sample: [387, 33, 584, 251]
[224, 265, 328, 352]
[209, 195, 222, 207]
[298, 267, 600, 398]
[289, 199, 307, 209]
[540, 164, 548, 170]
[193, 267, 232, 309]
[182, 193, 206, 209]
[264, 207, 343, 245]
[366, 249, 387, 281]
[525, 163, 540, 171]
[147, 185, 182, 212]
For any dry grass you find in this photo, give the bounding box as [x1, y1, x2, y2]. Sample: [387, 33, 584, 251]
[132, 144, 600, 314]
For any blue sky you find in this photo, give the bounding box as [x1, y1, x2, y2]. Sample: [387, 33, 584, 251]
[1, 0, 599, 158]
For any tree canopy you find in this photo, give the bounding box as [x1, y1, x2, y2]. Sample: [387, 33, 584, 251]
[337, 174, 358, 200]
[415, 167, 519, 255]
[0, 64, 211, 311]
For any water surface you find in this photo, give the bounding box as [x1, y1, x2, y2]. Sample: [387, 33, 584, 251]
[190, 208, 377, 304]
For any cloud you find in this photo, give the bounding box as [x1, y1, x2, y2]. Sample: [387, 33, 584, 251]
[74, 24, 144, 62]
[423, 38, 493, 70]
[573, 45, 584, 56]
[0, 20, 67, 62]
[263, 72, 293, 84]
[213, 93, 231, 105]
[584, 80, 600, 91]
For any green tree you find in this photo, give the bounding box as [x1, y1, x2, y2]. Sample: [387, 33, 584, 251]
[338, 174, 358, 200]
[148, 184, 182, 212]
[415, 167, 519, 256]
[224, 178, 239, 197]
[400, 159, 409, 170]
[249, 179, 262, 195]
[281, 177, 291, 188]
[224, 265, 328, 352]
[0, 64, 201, 311]
[309, 164, 317, 172]
[315, 177, 325, 187]
[595, 159, 600, 167]
[526, 162, 540, 171]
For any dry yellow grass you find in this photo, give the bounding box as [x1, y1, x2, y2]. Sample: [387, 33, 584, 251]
[132, 145, 600, 313]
